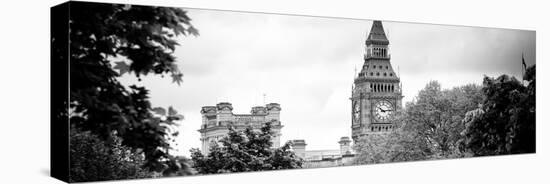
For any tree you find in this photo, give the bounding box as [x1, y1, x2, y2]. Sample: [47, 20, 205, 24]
[53, 1, 199, 175]
[353, 134, 394, 164]
[190, 122, 303, 174]
[353, 112, 432, 164]
[461, 65, 535, 156]
[69, 128, 156, 182]
[402, 81, 482, 158]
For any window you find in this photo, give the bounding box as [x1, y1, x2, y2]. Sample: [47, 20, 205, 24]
[376, 72, 380, 76]
[390, 73, 393, 76]
[386, 66, 389, 69]
[379, 65, 382, 69]
[370, 72, 373, 76]
[383, 73, 387, 76]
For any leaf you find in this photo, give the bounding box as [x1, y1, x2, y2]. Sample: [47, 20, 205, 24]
[152, 107, 166, 116]
[171, 72, 183, 85]
[171, 114, 184, 121]
[168, 106, 178, 116]
[187, 26, 200, 36]
[114, 61, 130, 75]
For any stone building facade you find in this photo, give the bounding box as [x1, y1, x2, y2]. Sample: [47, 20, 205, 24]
[351, 20, 404, 142]
[198, 102, 283, 155]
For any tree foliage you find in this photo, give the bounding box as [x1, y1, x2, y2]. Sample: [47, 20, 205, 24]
[54, 1, 199, 176]
[461, 65, 536, 156]
[402, 81, 482, 158]
[69, 128, 156, 182]
[190, 122, 303, 174]
[353, 112, 432, 164]
[354, 64, 536, 164]
[354, 82, 483, 164]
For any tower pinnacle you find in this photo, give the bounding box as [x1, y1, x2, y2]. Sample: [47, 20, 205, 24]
[365, 20, 389, 45]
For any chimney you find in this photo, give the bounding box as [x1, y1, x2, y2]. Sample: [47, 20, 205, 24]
[338, 137, 352, 155]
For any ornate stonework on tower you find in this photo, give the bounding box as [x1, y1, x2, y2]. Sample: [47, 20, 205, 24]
[198, 102, 283, 155]
[351, 20, 404, 142]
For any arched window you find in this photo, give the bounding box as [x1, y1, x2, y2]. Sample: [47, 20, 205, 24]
[376, 72, 380, 76]
[383, 73, 387, 77]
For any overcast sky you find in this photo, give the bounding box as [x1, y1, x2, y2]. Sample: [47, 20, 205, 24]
[118, 8, 535, 156]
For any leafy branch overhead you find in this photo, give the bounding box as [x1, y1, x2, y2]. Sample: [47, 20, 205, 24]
[73, 3, 199, 84]
[64, 1, 199, 176]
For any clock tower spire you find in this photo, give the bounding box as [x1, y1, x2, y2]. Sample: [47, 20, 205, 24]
[351, 20, 403, 142]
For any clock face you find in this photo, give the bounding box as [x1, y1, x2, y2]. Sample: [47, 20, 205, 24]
[374, 100, 394, 122]
[353, 101, 360, 125]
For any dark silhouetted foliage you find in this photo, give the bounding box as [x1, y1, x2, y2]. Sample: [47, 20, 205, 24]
[69, 128, 155, 182]
[51, 1, 199, 179]
[461, 65, 535, 156]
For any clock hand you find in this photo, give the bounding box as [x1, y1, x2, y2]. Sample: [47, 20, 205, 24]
[381, 107, 393, 112]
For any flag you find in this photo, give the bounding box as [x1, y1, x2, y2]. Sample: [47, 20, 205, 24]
[522, 53, 527, 70]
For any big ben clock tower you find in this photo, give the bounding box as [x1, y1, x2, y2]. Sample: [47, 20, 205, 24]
[351, 20, 403, 142]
